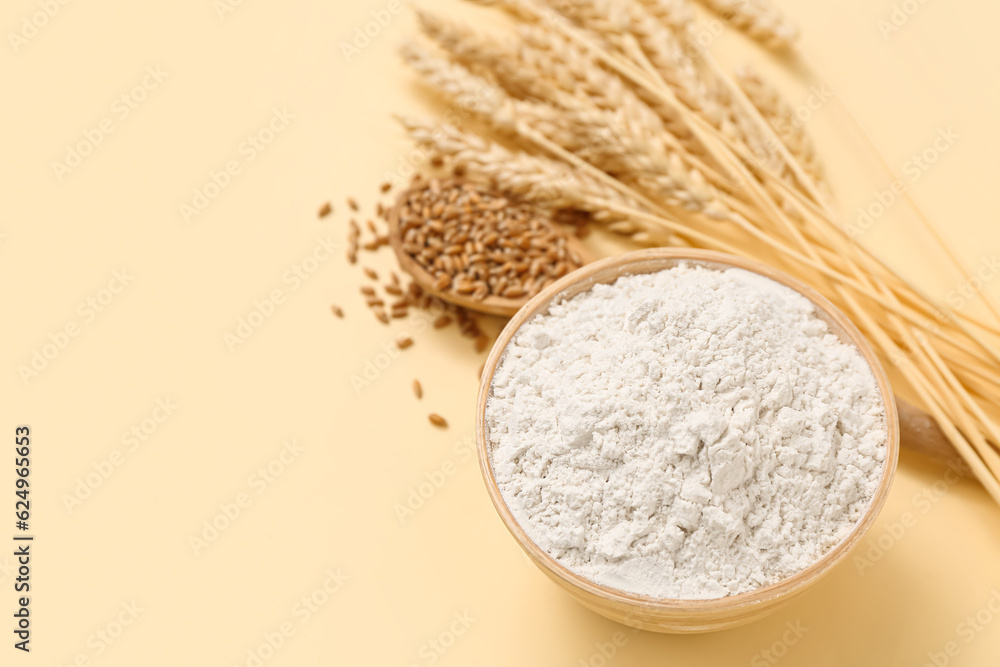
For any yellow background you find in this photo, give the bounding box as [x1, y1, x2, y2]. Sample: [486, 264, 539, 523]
[4, 0, 1000, 665]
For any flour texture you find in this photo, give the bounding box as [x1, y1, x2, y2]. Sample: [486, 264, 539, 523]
[486, 265, 887, 599]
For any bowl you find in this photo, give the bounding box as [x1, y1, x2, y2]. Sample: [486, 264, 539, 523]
[475, 248, 899, 633]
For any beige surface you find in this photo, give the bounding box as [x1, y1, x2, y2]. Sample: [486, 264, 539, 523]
[3, 0, 1000, 665]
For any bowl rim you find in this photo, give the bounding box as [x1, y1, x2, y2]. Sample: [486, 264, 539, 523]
[475, 248, 900, 612]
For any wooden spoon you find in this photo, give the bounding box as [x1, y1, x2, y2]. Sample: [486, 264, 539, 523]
[386, 178, 594, 317]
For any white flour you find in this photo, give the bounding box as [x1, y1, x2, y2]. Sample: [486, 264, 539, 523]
[486, 265, 887, 599]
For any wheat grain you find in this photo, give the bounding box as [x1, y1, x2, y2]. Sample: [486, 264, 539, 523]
[395, 178, 582, 301]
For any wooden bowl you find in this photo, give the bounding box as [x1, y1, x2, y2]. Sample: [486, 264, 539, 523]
[475, 248, 900, 633]
[386, 179, 593, 317]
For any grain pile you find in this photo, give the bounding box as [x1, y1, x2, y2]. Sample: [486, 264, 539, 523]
[338, 182, 492, 351]
[396, 179, 584, 302]
[330, 176, 526, 429]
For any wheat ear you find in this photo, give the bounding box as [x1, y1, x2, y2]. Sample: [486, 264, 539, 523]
[693, 0, 799, 50]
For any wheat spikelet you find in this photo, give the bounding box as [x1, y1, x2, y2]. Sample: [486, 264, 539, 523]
[540, 0, 778, 171]
[414, 8, 536, 99]
[416, 12, 737, 205]
[512, 97, 726, 216]
[399, 42, 523, 134]
[402, 40, 730, 219]
[402, 119, 683, 245]
[401, 39, 627, 169]
[400, 118, 647, 225]
[634, 0, 695, 33]
[462, 0, 542, 22]
[519, 25, 720, 163]
[458, 0, 751, 170]
[415, 8, 691, 149]
[516, 24, 694, 146]
[736, 65, 828, 195]
[540, 0, 705, 109]
[694, 0, 799, 50]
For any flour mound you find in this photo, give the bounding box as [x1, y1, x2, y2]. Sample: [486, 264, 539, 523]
[486, 265, 887, 599]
